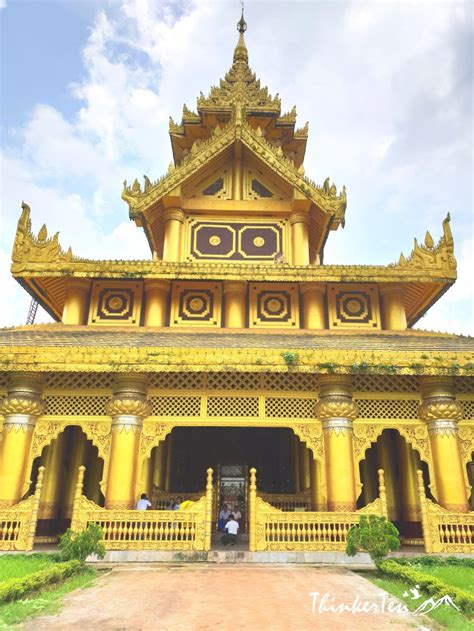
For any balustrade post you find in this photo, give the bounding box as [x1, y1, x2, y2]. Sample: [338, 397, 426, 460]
[27, 466, 45, 550]
[71, 465, 85, 532]
[377, 469, 388, 519]
[204, 468, 213, 551]
[417, 469, 433, 553]
[249, 467, 257, 552]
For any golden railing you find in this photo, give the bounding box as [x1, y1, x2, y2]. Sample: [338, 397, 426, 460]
[259, 491, 311, 512]
[0, 466, 45, 551]
[249, 468, 388, 552]
[71, 466, 214, 551]
[417, 470, 474, 554]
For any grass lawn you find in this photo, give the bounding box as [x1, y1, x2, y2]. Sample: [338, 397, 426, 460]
[0, 568, 98, 629]
[410, 565, 474, 596]
[0, 554, 57, 581]
[365, 570, 474, 630]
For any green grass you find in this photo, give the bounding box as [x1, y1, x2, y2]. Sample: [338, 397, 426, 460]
[0, 568, 98, 629]
[411, 565, 474, 596]
[0, 554, 57, 581]
[366, 571, 474, 630]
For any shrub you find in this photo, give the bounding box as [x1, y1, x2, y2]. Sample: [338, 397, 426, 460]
[346, 515, 400, 566]
[59, 523, 106, 563]
[0, 560, 82, 603]
[392, 556, 474, 568]
[379, 559, 474, 617]
[281, 351, 298, 367]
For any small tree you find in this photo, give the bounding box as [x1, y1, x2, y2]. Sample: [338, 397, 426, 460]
[59, 523, 106, 563]
[346, 515, 400, 567]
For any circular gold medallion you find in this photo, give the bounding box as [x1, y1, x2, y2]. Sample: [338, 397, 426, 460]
[253, 236, 265, 248]
[346, 298, 362, 315]
[266, 298, 282, 313]
[209, 235, 221, 246]
[108, 296, 125, 310]
[189, 297, 205, 311]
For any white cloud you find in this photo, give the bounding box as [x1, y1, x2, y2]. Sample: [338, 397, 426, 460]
[0, 0, 472, 334]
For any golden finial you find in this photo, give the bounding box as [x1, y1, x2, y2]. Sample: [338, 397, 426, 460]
[234, 2, 248, 64]
[237, 1, 247, 34]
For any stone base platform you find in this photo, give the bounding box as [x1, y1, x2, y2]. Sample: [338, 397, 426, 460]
[87, 549, 375, 565]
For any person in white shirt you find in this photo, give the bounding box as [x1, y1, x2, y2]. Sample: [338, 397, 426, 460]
[221, 514, 239, 546]
[232, 504, 242, 523]
[136, 493, 152, 510]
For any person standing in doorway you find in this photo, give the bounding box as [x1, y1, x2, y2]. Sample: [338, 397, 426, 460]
[218, 503, 231, 531]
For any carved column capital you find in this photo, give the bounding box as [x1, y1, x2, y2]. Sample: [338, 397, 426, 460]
[1, 373, 44, 423]
[289, 211, 309, 226]
[163, 208, 185, 224]
[299, 282, 326, 296]
[419, 375, 463, 423]
[223, 280, 247, 295]
[144, 279, 170, 293]
[316, 375, 358, 422]
[107, 375, 151, 423]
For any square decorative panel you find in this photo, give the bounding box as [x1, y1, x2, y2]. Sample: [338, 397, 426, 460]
[186, 217, 287, 262]
[170, 281, 222, 327]
[327, 284, 381, 329]
[249, 283, 299, 328]
[88, 281, 143, 326]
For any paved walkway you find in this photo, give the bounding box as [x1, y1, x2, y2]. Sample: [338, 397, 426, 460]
[25, 565, 425, 630]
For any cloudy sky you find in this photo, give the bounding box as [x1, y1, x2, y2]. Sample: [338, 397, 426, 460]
[1, 0, 472, 333]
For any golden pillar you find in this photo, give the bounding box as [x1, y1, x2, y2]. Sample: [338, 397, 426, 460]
[376, 431, 400, 521]
[299, 443, 311, 490]
[165, 433, 174, 492]
[316, 375, 358, 512]
[40, 431, 67, 519]
[141, 452, 155, 497]
[291, 433, 300, 493]
[223, 281, 247, 328]
[380, 285, 407, 330]
[300, 283, 326, 329]
[289, 212, 309, 266]
[153, 442, 166, 490]
[419, 377, 468, 512]
[360, 449, 378, 505]
[62, 279, 90, 325]
[105, 375, 150, 509]
[310, 458, 325, 510]
[63, 428, 88, 518]
[0, 374, 44, 507]
[85, 446, 103, 505]
[144, 280, 170, 327]
[162, 208, 185, 262]
[397, 435, 420, 524]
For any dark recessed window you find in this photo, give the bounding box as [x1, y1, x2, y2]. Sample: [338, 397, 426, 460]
[203, 178, 224, 195]
[252, 179, 273, 198]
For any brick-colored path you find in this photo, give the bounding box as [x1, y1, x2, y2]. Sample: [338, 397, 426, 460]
[25, 565, 422, 630]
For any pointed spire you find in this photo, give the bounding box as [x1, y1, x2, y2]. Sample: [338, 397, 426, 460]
[233, 5, 248, 64]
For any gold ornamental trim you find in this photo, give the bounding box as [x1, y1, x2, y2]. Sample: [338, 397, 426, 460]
[1, 395, 44, 417]
[315, 398, 359, 421]
[106, 397, 151, 419]
[418, 399, 464, 422]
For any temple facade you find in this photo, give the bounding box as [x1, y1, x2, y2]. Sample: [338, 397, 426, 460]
[0, 16, 473, 553]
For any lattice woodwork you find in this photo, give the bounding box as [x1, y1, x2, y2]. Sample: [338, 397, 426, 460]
[356, 398, 419, 419]
[150, 396, 201, 417]
[265, 373, 318, 392]
[0, 373, 9, 389]
[148, 372, 205, 391]
[353, 375, 419, 393]
[460, 400, 474, 420]
[456, 378, 474, 394]
[44, 372, 114, 391]
[265, 397, 316, 419]
[44, 395, 109, 416]
[207, 373, 260, 390]
[207, 396, 259, 417]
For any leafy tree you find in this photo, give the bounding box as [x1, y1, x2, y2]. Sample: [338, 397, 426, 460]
[59, 523, 106, 563]
[346, 515, 400, 566]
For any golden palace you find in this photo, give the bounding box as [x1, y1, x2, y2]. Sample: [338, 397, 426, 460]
[0, 14, 473, 556]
